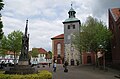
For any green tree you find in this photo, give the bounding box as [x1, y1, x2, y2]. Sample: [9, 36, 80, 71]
[0, 0, 4, 39]
[31, 48, 39, 57]
[73, 16, 112, 63]
[0, 0, 4, 10]
[1, 30, 23, 64]
[0, 49, 5, 57]
[0, 36, 8, 57]
[8, 30, 23, 64]
[48, 51, 52, 59]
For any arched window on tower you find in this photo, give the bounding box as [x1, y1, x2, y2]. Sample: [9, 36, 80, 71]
[57, 43, 61, 55]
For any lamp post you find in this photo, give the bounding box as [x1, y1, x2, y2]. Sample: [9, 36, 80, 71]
[0, 13, 4, 39]
[0, 13, 1, 21]
[98, 45, 106, 70]
[0, 14, 1, 44]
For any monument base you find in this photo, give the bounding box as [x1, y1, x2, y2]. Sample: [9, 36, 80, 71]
[5, 65, 38, 74]
[18, 61, 29, 65]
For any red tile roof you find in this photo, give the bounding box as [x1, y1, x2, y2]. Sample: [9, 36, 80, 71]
[5, 51, 14, 55]
[38, 48, 47, 54]
[3, 51, 18, 55]
[51, 34, 64, 40]
[110, 8, 120, 21]
[32, 48, 47, 55]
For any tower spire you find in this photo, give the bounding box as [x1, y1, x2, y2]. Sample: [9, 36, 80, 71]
[71, 3, 72, 8]
[68, 3, 76, 18]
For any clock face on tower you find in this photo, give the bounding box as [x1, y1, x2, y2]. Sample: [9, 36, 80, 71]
[67, 35, 71, 40]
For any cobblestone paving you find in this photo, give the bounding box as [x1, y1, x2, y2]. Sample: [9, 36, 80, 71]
[37, 64, 120, 79]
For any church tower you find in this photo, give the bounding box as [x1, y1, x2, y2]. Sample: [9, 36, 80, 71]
[63, 4, 81, 65]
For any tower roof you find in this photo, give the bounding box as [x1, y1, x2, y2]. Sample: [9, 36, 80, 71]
[63, 4, 80, 24]
[63, 17, 79, 23]
[69, 7, 75, 12]
[69, 3, 75, 12]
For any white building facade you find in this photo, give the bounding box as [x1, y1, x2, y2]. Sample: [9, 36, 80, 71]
[0, 51, 19, 64]
[30, 48, 52, 65]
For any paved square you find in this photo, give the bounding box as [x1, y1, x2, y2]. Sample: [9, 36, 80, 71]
[37, 64, 119, 79]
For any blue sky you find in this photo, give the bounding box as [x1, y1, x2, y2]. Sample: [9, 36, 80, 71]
[1, 0, 120, 51]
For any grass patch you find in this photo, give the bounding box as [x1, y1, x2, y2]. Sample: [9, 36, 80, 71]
[0, 70, 5, 74]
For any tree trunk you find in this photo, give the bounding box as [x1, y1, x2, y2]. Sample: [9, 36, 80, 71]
[95, 52, 98, 67]
[79, 51, 82, 64]
[80, 54, 82, 64]
[14, 51, 16, 65]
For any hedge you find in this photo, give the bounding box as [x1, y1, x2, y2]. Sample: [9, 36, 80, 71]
[0, 70, 52, 79]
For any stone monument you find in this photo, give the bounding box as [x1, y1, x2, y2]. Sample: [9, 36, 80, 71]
[5, 20, 37, 74]
[18, 19, 30, 65]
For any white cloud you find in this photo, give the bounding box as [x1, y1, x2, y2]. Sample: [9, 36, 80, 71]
[2, 16, 24, 34]
[1, 0, 120, 51]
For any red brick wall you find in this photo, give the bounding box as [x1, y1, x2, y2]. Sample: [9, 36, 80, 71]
[82, 52, 95, 65]
[53, 39, 64, 64]
[109, 9, 120, 64]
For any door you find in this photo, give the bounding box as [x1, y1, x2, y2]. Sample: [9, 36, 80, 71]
[87, 56, 92, 64]
[71, 59, 74, 65]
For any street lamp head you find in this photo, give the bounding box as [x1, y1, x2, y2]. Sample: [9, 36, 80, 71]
[99, 45, 103, 49]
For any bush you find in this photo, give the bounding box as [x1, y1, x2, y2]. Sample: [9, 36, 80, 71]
[0, 70, 52, 79]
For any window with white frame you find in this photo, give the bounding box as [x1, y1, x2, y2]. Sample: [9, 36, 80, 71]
[57, 43, 61, 55]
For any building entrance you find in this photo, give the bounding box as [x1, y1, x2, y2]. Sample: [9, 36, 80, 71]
[87, 56, 92, 64]
[71, 59, 74, 65]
